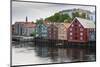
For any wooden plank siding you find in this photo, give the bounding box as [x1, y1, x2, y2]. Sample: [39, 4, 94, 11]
[67, 17, 95, 43]
[48, 24, 58, 40]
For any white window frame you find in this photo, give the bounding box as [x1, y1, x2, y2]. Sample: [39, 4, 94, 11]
[71, 24, 74, 27]
[70, 37, 72, 39]
[80, 37, 83, 40]
[80, 28, 83, 31]
[70, 32, 72, 35]
[70, 28, 72, 31]
[80, 32, 83, 36]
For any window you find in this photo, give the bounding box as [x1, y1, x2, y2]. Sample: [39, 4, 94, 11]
[80, 37, 83, 40]
[49, 32, 51, 34]
[70, 37, 72, 39]
[75, 28, 77, 31]
[70, 32, 72, 35]
[48, 28, 51, 31]
[78, 24, 81, 27]
[75, 25, 77, 27]
[75, 33, 77, 35]
[61, 36, 64, 38]
[70, 28, 72, 31]
[80, 28, 83, 31]
[54, 32, 56, 35]
[91, 16, 93, 20]
[80, 32, 83, 36]
[54, 28, 56, 31]
[75, 37, 78, 40]
[71, 24, 74, 27]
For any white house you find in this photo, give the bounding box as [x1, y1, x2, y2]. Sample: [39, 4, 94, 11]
[59, 9, 95, 22]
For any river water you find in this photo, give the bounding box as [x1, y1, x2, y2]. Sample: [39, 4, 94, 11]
[12, 41, 96, 66]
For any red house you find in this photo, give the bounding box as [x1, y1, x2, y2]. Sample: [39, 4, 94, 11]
[67, 17, 95, 43]
[48, 23, 58, 40]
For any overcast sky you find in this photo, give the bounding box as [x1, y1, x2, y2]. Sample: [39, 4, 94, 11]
[12, 1, 95, 24]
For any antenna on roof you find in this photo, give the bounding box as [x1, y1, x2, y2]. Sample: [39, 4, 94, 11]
[26, 16, 28, 22]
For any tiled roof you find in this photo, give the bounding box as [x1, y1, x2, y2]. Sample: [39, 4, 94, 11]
[23, 23, 36, 28]
[15, 21, 36, 28]
[76, 17, 95, 28]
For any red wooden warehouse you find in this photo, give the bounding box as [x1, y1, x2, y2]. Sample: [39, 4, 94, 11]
[67, 17, 95, 43]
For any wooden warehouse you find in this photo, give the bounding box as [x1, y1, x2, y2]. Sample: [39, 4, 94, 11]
[47, 23, 58, 40]
[67, 17, 95, 43]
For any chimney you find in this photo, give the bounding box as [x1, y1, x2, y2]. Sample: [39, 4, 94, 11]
[26, 16, 28, 22]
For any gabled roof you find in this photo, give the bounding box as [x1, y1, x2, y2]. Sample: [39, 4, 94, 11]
[75, 17, 95, 28]
[68, 17, 95, 29]
[23, 23, 36, 28]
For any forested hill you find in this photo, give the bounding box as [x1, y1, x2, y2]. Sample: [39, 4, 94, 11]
[45, 10, 88, 23]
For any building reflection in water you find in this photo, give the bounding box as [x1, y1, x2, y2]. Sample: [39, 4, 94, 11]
[12, 41, 96, 64]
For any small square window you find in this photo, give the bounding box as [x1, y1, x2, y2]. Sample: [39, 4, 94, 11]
[80, 32, 83, 36]
[75, 33, 77, 35]
[71, 24, 74, 27]
[78, 24, 81, 27]
[75, 28, 77, 31]
[70, 32, 72, 35]
[70, 37, 72, 39]
[70, 28, 72, 31]
[75, 25, 77, 26]
[80, 37, 83, 40]
[80, 28, 83, 31]
[75, 37, 78, 40]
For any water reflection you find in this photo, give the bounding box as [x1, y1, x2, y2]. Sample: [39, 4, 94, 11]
[12, 41, 96, 65]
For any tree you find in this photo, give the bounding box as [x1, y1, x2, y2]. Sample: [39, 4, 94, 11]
[30, 31, 37, 37]
[36, 18, 44, 24]
[72, 12, 87, 19]
[64, 19, 70, 23]
[45, 13, 71, 23]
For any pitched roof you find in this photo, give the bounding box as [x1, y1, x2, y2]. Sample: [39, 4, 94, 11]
[63, 23, 71, 28]
[75, 17, 95, 28]
[23, 22, 36, 28]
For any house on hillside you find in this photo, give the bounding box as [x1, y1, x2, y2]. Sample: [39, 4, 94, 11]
[67, 17, 95, 42]
[59, 8, 95, 22]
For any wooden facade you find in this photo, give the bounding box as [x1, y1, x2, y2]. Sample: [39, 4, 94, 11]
[36, 23, 48, 38]
[48, 23, 58, 40]
[67, 17, 95, 42]
[57, 23, 70, 40]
